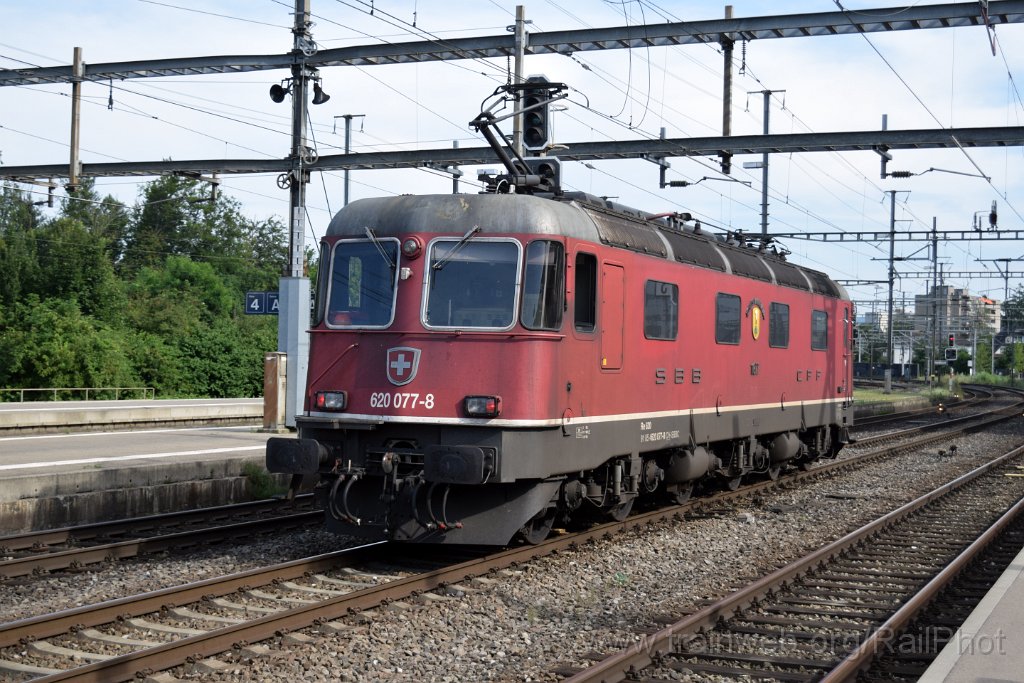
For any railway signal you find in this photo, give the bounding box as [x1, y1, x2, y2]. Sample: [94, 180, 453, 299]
[521, 156, 561, 192]
[522, 76, 554, 152]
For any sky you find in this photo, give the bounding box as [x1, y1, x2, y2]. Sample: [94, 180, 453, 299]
[1, 0, 1023, 314]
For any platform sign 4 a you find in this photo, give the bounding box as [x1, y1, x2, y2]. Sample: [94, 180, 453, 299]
[245, 291, 280, 315]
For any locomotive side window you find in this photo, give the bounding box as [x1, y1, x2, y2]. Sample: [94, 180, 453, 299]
[811, 309, 828, 350]
[715, 293, 741, 344]
[326, 238, 399, 328]
[574, 252, 597, 333]
[521, 240, 565, 331]
[644, 280, 678, 340]
[844, 306, 851, 351]
[425, 239, 521, 329]
[769, 302, 789, 348]
[313, 241, 329, 326]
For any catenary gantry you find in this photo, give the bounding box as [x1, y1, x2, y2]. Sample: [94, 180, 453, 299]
[0, 1, 1021, 86]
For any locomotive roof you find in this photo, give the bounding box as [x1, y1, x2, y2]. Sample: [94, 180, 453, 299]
[326, 193, 848, 300]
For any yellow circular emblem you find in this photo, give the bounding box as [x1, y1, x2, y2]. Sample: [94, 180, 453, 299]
[751, 306, 762, 340]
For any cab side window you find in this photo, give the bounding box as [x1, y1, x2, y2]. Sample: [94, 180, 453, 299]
[769, 302, 789, 348]
[644, 280, 678, 340]
[521, 240, 565, 331]
[716, 293, 741, 344]
[811, 310, 828, 350]
[574, 252, 597, 333]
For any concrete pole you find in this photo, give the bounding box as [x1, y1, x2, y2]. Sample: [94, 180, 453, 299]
[278, 0, 313, 428]
[287, 0, 310, 280]
[344, 115, 352, 206]
[69, 47, 83, 191]
[760, 90, 770, 238]
[452, 140, 460, 194]
[930, 217, 938, 379]
[720, 6, 733, 175]
[885, 190, 896, 392]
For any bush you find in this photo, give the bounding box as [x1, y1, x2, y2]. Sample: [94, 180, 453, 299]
[242, 461, 285, 499]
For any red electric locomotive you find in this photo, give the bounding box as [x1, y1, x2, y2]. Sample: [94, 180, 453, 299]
[266, 186, 853, 545]
[267, 88, 853, 545]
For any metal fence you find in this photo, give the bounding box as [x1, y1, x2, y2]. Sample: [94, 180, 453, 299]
[0, 387, 156, 402]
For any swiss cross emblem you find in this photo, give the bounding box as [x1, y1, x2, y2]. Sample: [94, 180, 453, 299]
[386, 347, 421, 386]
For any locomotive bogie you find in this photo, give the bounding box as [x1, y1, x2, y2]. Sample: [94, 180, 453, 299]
[268, 192, 853, 545]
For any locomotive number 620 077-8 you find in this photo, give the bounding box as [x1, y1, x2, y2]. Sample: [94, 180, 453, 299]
[369, 392, 435, 410]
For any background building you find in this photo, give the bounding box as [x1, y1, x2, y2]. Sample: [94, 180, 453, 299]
[913, 285, 1001, 346]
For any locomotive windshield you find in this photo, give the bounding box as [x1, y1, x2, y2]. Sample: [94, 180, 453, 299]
[325, 238, 400, 327]
[424, 239, 521, 329]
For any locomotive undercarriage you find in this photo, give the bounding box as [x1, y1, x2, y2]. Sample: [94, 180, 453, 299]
[269, 408, 851, 546]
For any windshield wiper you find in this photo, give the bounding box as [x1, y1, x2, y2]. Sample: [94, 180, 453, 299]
[432, 225, 481, 270]
[364, 227, 396, 270]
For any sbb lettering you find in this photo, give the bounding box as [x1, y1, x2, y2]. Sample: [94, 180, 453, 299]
[654, 368, 699, 384]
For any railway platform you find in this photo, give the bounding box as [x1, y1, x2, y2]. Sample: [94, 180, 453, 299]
[0, 397, 262, 434]
[0, 399, 283, 534]
[919, 541, 1024, 682]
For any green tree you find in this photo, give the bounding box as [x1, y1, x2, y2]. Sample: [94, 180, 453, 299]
[0, 185, 43, 306]
[121, 176, 285, 280]
[1002, 285, 1024, 337]
[121, 175, 211, 272]
[60, 179, 131, 264]
[176, 316, 276, 397]
[1013, 343, 1024, 378]
[33, 216, 126, 323]
[951, 349, 971, 375]
[0, 296, 139, 392]
[0, 176, 285, 398]
[127, 255, 236, 338]
[975, 340, 992, 375]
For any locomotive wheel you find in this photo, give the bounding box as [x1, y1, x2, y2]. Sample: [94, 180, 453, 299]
[607, 496, 634, 522]
[519, 508, 556, 545]
[670, 483, 694, 505]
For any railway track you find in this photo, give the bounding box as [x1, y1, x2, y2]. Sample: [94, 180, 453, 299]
[0, 497, 320, 582]
[849, 393, 1021, 451]
[0, 383, 991, 582]
[2, 391, 1012, 585]
[852, 385, 983, 429]
[559, 444, 1024, 683]
[3, 390, 1022, 681]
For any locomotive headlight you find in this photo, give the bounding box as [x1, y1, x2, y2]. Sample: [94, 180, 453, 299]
[315, 390, 348, 411]
[401, 237, 423, 259]
[464, 395, 501, 417]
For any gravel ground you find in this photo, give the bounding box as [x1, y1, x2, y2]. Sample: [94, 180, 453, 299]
[0, 527, 350, 624]
[2, 418, 1022, 682]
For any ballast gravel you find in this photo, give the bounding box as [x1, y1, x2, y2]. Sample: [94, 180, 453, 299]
[2, 418, 1022, 682]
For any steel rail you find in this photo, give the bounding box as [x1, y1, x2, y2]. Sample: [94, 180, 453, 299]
[821, 495, 1024, 682]
[561, 443, 1024, 683]
[851, 400, 1022, 449]
[0, 495, 314, 552]
[852, 388, 981, 428]
[0, 511, 321, 581]
[0, 542, 385, 650]
[8, 391, 1022, 681]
